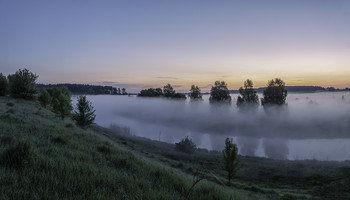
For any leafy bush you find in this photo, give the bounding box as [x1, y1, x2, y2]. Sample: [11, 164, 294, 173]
[175, 136, 196, 154]
[0, 141, 34, 169]
[7, 68, 39, 99]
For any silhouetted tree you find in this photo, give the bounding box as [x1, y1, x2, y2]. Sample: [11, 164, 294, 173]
[0, 73, 8, 96]
[72, 95, 96, 127]
[38, 89, 51, 108]
[220, 138, 241, 186]
[236, 79, 259, 111]
[172, 93, 187, 99]
[122, 88, 127, 95]
[163, 83, 175, 97]
[52, 92, 72, 120]
[189, 85, 202, 101]
[209, 81, 231, 103]
[7, 69, 38, 99]
[138, 88, 163, 97]
[261, 78, 287, 107]
[175, 136, 196, 154]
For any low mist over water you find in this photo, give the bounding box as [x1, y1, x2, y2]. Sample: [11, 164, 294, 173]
[75, 92, 350, 161]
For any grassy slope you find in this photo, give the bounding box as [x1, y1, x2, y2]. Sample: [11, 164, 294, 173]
[0, 96, 264, 200]
[1, 96, 349, 200]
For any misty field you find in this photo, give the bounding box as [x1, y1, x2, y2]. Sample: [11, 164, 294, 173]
[80, 92, 350, 161]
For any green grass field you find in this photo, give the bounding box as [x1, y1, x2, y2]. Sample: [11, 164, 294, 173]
[0, 96, 349, 200]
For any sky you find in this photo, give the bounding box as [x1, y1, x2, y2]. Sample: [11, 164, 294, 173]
[0, 0, 349, 92]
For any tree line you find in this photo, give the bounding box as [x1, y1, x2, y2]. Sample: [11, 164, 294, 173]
[138, 79, 288, 111]
[38, 83, 127, 95]
[1, 69, 96, 128]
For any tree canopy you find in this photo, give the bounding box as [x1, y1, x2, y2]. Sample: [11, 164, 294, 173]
[7, 69, 38, 99]
[209, 81, 231, 103]
[189, 85, 202, 101]
[236, 79, 259, 111]
[163, 83, 176, 97]
[138, 88, 163, 97]
[261, 78, 288, 106]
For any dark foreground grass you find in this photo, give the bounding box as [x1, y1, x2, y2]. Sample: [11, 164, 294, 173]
[0, 97, 236, 200]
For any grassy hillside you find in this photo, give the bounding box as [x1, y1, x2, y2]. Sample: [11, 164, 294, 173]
[0, 97, 253, 200]
[1, 96, 349, 200]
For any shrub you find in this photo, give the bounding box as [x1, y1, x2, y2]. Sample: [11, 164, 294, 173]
[175, 136, 196, 154]
[0, 141, 34, 169]
[7, 68, 39, 99]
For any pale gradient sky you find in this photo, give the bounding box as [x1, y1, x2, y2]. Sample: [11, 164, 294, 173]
[1, 0, 349, 92]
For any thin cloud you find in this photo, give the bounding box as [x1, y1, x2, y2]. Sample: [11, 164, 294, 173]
[155, 76, 179, 80]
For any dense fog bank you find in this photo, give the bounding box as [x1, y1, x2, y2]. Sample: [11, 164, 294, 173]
[74, 92, 350, 160]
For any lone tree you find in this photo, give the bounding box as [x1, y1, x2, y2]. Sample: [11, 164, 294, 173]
[236, 79, 259, 111]
[189, 85, 202, 101]
[163, 83, 176, 97]
[7, 68, 38, 99]
[38, 89, 51, 108]
[175, 136, 196, 154]
[52, 92, 72, 120]
[0, 73, 8, 96]
[72, 95, 96, 127]
[209, 81, 231, 103]
[261, 78, 288, 107]
[220, 138, 241, 186]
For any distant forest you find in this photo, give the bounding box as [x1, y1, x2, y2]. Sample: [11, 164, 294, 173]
[230, 86, 348, 94]
[37, 84, 127, 95]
